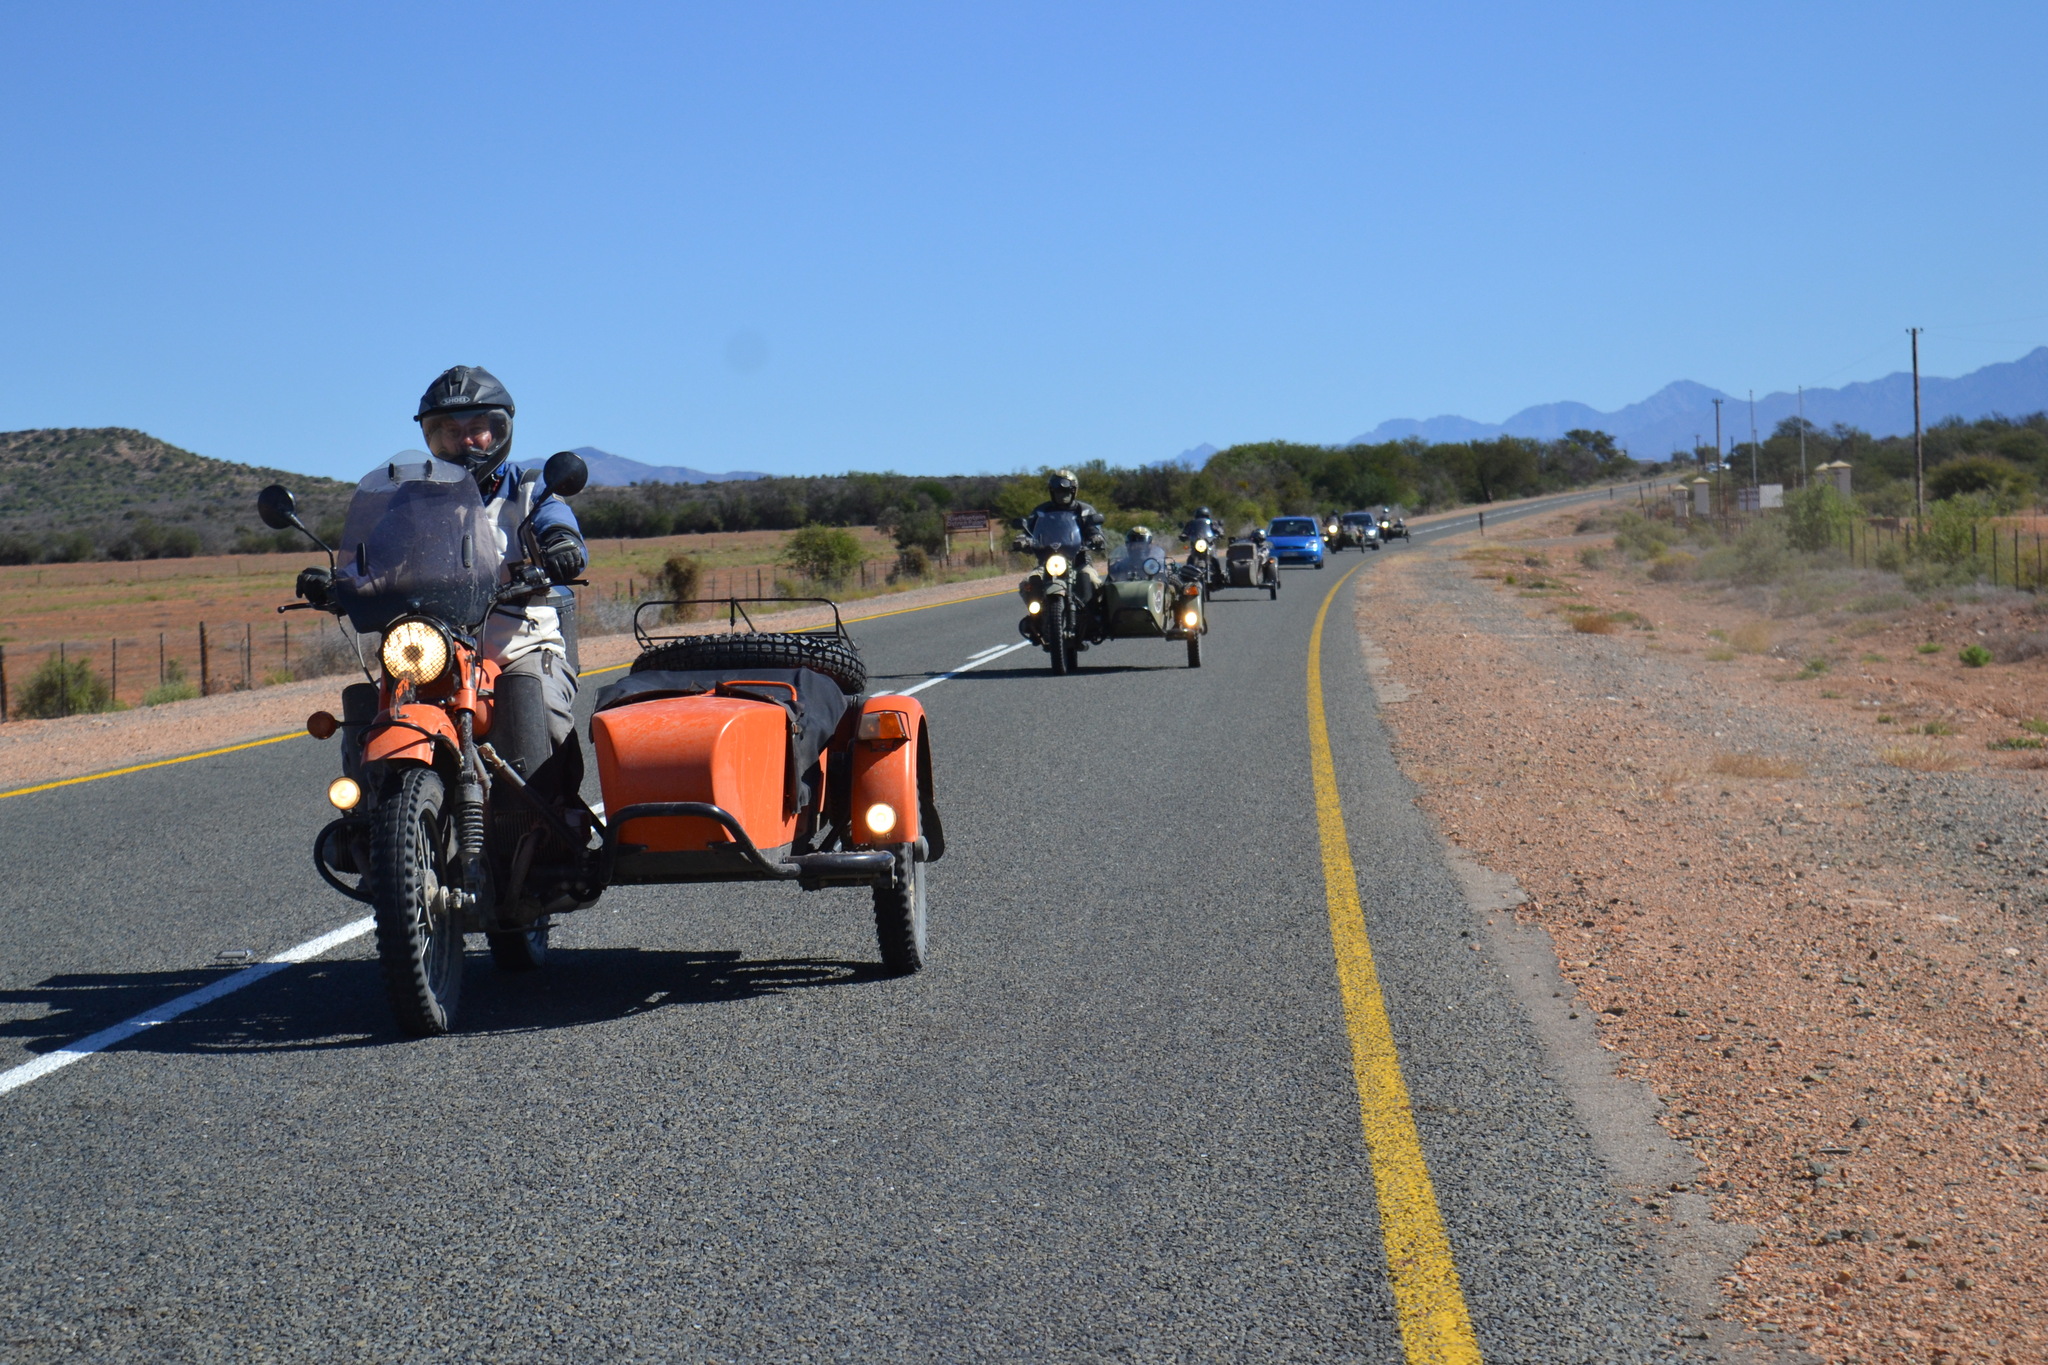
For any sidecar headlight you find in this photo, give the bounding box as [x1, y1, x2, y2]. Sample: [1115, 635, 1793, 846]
[1044, 553, 1069, 577]
[865, 802, 898, 836]
[1181, 608, 1199, 627]
[327, 776, 362, 811]
[1027, 599, 1042, 614]
[381, 619, 450, 685]
[1193, 538, 1209, 554]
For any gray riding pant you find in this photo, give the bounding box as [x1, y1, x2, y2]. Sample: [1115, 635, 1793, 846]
[498, 648, 578, 748]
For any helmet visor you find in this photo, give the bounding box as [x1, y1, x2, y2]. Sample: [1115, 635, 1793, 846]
[422, 408, 511, 463]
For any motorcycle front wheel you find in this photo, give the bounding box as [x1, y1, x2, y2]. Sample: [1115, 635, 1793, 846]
[370, 767, 465, 1036]
[1046, 597, 1068, 676]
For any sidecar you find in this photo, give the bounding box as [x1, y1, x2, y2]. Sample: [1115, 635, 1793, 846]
[590, 599, 942, 972]
[1220, 535, 1280, 598]
[1099, 534, 1208, 667]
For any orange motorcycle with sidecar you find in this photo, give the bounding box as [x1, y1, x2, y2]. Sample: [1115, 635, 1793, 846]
[260, 450, 942, 1037]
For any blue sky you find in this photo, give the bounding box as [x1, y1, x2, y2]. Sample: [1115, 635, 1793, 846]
[2, 2, 2044, 480]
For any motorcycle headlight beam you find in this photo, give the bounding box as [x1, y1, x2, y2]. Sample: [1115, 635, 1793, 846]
[327, 776, 362, 811]
[1181, 608, 1200, 627]
[380, 619, 450, 685]
[1026, 599, 1042, 614]
[1043, 553, 1069, 577]
[865, 802, 898, 836]
[1193, 538, 1208, 554]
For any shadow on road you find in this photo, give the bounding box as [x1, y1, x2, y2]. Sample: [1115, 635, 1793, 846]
[3, 948, 884, 1056]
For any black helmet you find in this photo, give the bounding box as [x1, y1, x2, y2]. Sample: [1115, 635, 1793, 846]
[1047, 469, 1078, 508]
[416, 365, 515, 484]
[1196, 506, 1214, 520]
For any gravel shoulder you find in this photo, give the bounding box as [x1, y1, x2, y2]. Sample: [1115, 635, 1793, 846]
[0, 577, 1013, 793]
[1362, 518, 2048, 1364]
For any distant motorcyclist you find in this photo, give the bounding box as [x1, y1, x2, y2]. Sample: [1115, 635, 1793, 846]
[298, 365, 589, 785]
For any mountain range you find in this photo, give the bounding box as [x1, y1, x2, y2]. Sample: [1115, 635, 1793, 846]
[1342, 346, 2048, 458]
[570, 447, 769, 487]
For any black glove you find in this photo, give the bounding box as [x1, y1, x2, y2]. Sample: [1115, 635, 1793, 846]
[296, 566, 332, 607]
[539, 529, 586, 585]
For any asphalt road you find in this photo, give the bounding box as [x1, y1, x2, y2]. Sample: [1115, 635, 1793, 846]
[0, 486, 1694, 1363]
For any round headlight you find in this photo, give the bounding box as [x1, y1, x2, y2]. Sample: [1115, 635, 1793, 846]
[1044, 553, 1069, 577]
[865, 802, 898, 836]
[1027, 599, 1042, 615]
[1181, 608, 1200, 627]
[1193, 538, 1209, 554]
[381, 620, 449, 685]
[327, 776, 362, 811]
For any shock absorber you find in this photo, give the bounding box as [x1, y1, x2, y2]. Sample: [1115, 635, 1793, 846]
[456, 712, 490, 893]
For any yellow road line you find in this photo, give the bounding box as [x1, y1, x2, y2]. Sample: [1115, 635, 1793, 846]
[0, 732, 305, 803]
[576, 585, 1017, 679]
[1307, 562, 1483, 1364]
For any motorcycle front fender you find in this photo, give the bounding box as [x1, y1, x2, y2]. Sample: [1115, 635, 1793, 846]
[363, 703, 461, 767]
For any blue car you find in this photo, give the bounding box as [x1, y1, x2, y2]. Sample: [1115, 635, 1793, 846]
[1266, 516, 1326, 569]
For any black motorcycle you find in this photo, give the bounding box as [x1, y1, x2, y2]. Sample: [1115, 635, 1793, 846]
[1014, 509, 1100, 675]
[1177, 516, 1226, 599]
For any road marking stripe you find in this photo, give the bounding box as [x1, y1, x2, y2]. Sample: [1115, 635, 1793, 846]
[1306, 562, 1483, 1364]
[0, 732, 305, 803]
[897, 641, 1030, 696]
[576, 586, 1019, 680]
[0, 916, 375, 1097]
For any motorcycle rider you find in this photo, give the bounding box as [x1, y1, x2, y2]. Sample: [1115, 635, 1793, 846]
[1016, 469, 1107, 585]
[298, 365, 589, 789]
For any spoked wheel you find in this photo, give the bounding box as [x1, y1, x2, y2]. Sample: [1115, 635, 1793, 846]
[1187, 633, 1203, 668]
[371, 767, 465, 1036]
[488, 925, 550, 972]
[1046, 597, 1068, 676]
[873, 843, 928, 974]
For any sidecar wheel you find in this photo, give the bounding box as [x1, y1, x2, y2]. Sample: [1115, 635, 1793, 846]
[633, 630, 867, 695]
[370, 767, 464, 1037]
[488, 926, 550, 972]
[1187, 633, 1202, 668]
[873, 843, 928, 974]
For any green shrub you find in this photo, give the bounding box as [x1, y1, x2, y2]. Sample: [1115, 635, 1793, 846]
[1782, 484, 1854, 553]
[659, 553, 704, 621]
[1960, 644, 1993, 667]
[142, 681, 201, 706]
[1990, 736, 2045, 750]
[1612, 512, 1671, 560]
[780, 525, 865, 585]
[891, 546, 931, 581]
[1917, 642, 1943, 654]
[1927, 455, 2032, 511]
[14, 653, 122, 718]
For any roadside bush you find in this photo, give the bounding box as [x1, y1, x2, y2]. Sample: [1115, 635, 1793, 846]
[284, 628, 359, 680]
[891, 546, 931, 582]
[1577, 546, 1607, 570]
[14, 653, 121, 718]
[781, 525, 864, 585]
[1696, 521, 1792, 585]
[1928, 455, 2032, 510]
[1612, 512, 1672, 560]
[43, 532, 93, 563]
[1647, 551, 1696, 581]
[0, 533, 39, 565]
[1782, 484, 1854, 553]
[659, 553, 704, 623]
[1960, 644, 1993, 667]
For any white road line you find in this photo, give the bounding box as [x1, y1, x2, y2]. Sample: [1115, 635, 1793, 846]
[965, 643, 1011, 661]
[0, 916, 375, 1097]
[897, 641, 1032, 697]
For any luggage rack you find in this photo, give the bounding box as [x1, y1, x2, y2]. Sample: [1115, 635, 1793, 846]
[632, 596, 850, 650]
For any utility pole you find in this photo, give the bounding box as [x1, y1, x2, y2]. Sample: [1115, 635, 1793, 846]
[1909, 327, 1925, 525]
[1797, 385, 1806, 486]
[1711, 397, 1724, 470]
[1748, 389, 1758, 490]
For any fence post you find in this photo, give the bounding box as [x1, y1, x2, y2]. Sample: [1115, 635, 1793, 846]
[199, 623, 210, 696]
[158, 632, 165, 686]
[244, 622, 252, 689]
[110, 638, 117, 705]
[0, 644, 8, 721]
[59, 642, 69, 717]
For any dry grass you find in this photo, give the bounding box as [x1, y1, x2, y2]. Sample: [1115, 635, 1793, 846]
[1878, 744, 1973, 772]
[1571, 613, 1617, 634]
[1710, 752, 1808, 779]
[1728, 621, 1773, 654]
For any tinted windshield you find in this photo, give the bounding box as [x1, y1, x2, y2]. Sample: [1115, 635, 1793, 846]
[1110, 539, 1169, 581]
[1270, 518, 1317, 536]
[1027, 509, 1084, 549]
[331, 454, 503, 634]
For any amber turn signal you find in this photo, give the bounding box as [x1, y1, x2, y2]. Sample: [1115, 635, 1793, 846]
[857, 710, 911, 742]
[306, 711, 339, 740]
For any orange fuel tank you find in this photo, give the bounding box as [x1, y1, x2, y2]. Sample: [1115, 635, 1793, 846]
[591, 696, 796, 853]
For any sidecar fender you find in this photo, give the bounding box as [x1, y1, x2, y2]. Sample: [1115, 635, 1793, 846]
[847, 696, 931, 852]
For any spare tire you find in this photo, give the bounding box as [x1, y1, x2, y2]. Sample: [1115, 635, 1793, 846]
[633, 631, 868, 695]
